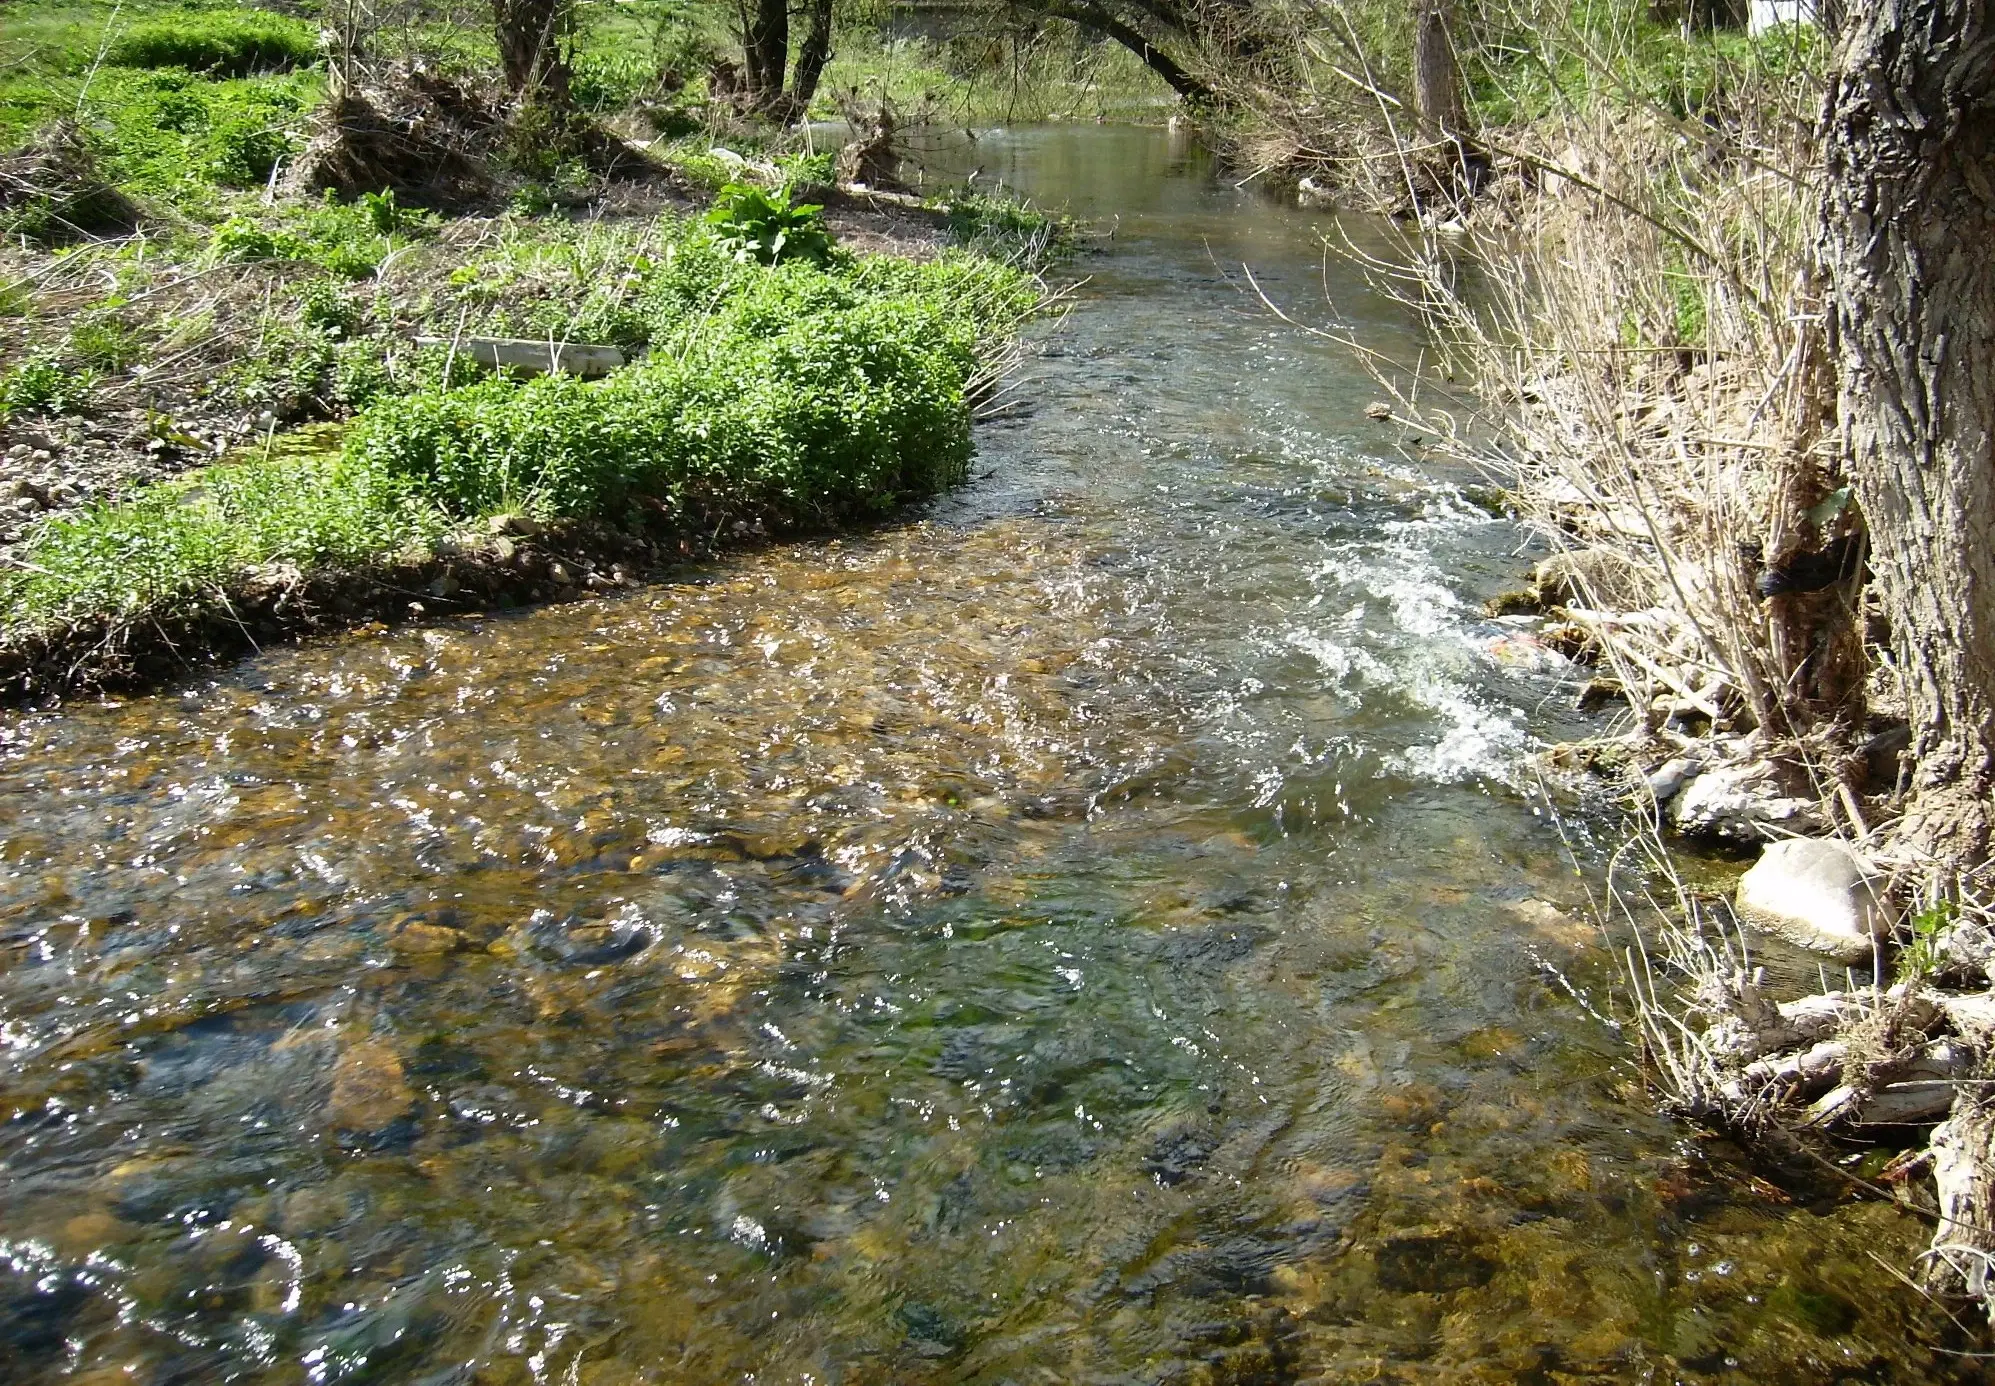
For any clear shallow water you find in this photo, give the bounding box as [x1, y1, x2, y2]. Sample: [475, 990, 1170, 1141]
[0, 128, 1959, 1384]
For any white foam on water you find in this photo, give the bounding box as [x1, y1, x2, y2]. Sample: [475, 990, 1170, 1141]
[1279, 485, 1554, 786]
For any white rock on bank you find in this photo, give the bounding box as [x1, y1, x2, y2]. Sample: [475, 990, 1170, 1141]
[1734, 838, 1896, 964]
[1670, 761, 1828, 842]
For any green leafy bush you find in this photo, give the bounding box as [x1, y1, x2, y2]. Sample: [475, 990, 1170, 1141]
[207, 214, 306, 264]
[331, 338, 396, 410]
[205, 106, 298, 185]
[345, 281, 975, 524]
[1, 232, 1040, 648]
[703, 182, 833, 266]
[108, 13, 320, 78]
[298, 279, 362, 337]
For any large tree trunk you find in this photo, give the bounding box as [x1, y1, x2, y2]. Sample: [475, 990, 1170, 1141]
[741, 0, 790, 108]
[1409, 0, 1487, 198]
[790, 0, 835, 114]
[1820, 0, 1995, 873]
[493, 0, 572, 101]
[1761, 301, 1867, 740]
[1411, 0, 1464, 145]
[1685, 0, 1751, 27]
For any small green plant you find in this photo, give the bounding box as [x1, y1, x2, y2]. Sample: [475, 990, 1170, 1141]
[508, 182, 558, 217]
[359, 188, 403, 235]
[315, 240, 382, 280]
[0, 349, 94, 418]
[207, 215, 304, 264]
[69, 316, 144, 371]
[298, 280, 362, 337]
[1898, 900, 1957, 982]
[775, 151, 836, 188]
[703, 183, 833, 267]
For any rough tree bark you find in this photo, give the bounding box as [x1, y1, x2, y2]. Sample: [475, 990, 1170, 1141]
[1761, 299, 1868, 740]
[493, 0, 572, 100]
[740, 0, 789, 107]
[1820, 0, 1995, 873]
[790, 0, 835, 114]
[1409, 0, 1487, 199]
[1685, 0, 1751, 27]
[1411, 0, 1464, 145]
[1927, 1094, 1995, 1316]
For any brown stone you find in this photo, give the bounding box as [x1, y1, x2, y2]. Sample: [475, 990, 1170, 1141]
[327, 1040, 413, 1131]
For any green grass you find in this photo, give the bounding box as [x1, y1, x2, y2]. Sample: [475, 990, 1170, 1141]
[0, 0, 1053, 660]
[0, 1, 324, 216]
[1, 231, 1041, 640]
[943, 191, 1075, 261]
[2, 446, 437, 634]
[1464, 2, 1824, 126]
[107, 10, 319, 76]
[0, 64, 323, 213]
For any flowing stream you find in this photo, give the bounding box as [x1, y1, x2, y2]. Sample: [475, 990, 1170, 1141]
[0, 127, 1961, 1383]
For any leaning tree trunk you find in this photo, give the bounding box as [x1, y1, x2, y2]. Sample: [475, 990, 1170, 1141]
[790, 0, 835, 115]
[1820, 0, 1995, 874]
[1031, 0, 1216, 104]
[740, 0, 790, 109]
[493, 0, 572, 101]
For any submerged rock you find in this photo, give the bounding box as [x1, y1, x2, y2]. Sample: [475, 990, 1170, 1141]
[327, 1040, 414, 1132]
[1374, 1232, 1496, 1294]
[1734, 838, 1895, 963]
